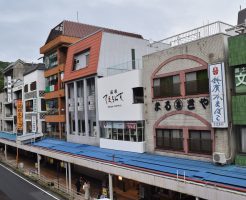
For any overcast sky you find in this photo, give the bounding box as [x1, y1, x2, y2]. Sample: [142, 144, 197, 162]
[0, 0, 245, 63]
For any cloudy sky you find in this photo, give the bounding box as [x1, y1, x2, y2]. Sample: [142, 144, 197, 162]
[0, 0, 245, 62]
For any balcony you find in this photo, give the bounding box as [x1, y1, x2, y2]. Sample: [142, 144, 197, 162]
[188, 139, 212, 155]
[44, 64, 64, 77]
[45, 114, 65, 123]
[45, 89, 65, 99]
[106, 59, 142, 76]
[156, 21, 233, 48]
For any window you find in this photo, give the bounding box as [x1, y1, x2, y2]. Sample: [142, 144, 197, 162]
[73, 49, 90, 70]
[44, 52, 58, 69]
[24, 84, 28, 93]
[133, 87, 144, 103]
[131, 49, 136, 69]
[153, 75, 180, 98]
[25, 100, 33, 112]
[30, 81, 36, 91]
[46, 99, 58, 115]
[41, 99, 46, 111]
[156, 129, 183, 151]
[240, 127, 246, 153]
[45, 75, 58, 92]
[185, 70, 209, 95]
[26, 121, 32, 133]
[188, 130, 212, 154]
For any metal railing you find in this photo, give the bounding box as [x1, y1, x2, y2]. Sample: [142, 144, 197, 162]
[0, 156, 83, 200]
[155, 21, 233, 47]
[106, 59, 142, 76]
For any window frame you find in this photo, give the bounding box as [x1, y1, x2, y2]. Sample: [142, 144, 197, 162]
[156, 129, 183, 151]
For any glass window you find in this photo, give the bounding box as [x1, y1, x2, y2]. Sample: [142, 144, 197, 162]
[30, 81, 36, 91]
[188, 130, 212, 154]
[44, 51, 58, 69]
[156, 129, 183, 151]
[133, 87, 144, 103]
[25, 100, 33, 112]
[73, 49, 90, 70]
[24, 84, 28, 93]
[185, 70, 209, 95]
[153, 75, 180, 98]
[41, 99, 46, 111]
[241, 128, 246, 153]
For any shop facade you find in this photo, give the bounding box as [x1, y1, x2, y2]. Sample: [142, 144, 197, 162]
[143, 33, 233, 160]
[229, 34, 246, 165]
[98, 70, 145, 153]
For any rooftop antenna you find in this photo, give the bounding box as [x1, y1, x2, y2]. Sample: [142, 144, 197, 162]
[77, 11, 79, 22]
[240, 5, 241, 10]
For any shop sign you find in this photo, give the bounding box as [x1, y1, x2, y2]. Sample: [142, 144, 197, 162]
[88, 95, 95, 110]
[235, 67, 246, 93]
[154, 97, 209, 112]
[103, 89, 123, 108]
[125, 122, 136, 130]
[7, 76, 12, 102]
[103, 122, 112, 129]
[16, 100, 23, 130]
[31, 115, 37, 132]
[209, 62, 228, 128]
[113, 122, 125, 129]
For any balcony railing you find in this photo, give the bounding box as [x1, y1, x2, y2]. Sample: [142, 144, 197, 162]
[185, 79, 209, 95]
[156, 138, 184, 151]
[155, 21, 233, 48]
[45, 84, 59, 93]
[46, 108, 59, 115]
[188, 139, 212, 155]
[106, 59, 142, 76]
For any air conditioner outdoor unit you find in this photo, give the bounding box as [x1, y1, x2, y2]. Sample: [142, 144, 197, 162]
[213, 152, 227, 165]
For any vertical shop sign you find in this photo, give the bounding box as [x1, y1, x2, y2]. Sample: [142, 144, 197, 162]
[209, 63, 228, 128]
[16, 100, 23, 130]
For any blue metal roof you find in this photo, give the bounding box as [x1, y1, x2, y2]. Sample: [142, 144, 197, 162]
[0, 132, 16, 141]
[30, 138, 246, 191]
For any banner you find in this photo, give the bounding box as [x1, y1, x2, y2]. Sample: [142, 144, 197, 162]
[209, 63, 228, 128]
[32, 115, 37, 132]
[16, 100, 23, 130]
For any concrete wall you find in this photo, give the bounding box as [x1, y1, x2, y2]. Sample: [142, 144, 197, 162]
[142, 33, 233, 160]
[97, 32, 168, 76]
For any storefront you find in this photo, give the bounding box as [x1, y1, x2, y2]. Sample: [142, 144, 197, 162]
[98, 70, 146, 153]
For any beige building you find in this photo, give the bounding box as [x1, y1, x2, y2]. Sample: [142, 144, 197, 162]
[143, 22, 235, 161]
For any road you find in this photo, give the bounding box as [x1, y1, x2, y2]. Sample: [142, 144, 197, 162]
[0, 163, 62, 200]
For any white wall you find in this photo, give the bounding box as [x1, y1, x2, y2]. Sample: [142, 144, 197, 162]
[100, 138, 146, 153]
[23, 70, 45, 134]
[97, 32, 168, 76]
[97, 69, 144, 121]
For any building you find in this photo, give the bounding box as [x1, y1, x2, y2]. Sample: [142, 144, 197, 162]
[142, 21, 235, 161]
[98, 70, 145, 152]
[23, 64, 46, 134]
[2, 59, 34, 133]
[228, 8, 246, 166]
[63, 27, 166, 146]
[0, 92, 4, 131]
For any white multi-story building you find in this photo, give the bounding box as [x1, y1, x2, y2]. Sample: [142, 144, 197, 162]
[23, 64, 46, 134]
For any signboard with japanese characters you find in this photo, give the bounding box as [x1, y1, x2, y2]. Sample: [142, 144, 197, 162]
[7, 76, 12, 102]
[235, 67, 246, 93]
[209, 62, 228, 128]
[16, 100, 23, 131]
[31, 115, 37, 132]
[98, 70, 143, 121]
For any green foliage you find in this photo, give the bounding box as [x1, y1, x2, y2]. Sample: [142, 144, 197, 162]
[0, 61, 10, 92]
